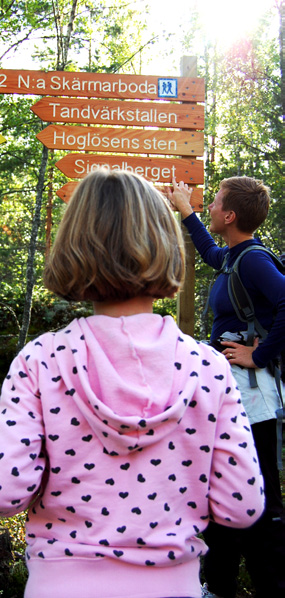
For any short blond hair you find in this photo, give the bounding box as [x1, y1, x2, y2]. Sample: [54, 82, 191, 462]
[220, 176, 270, 233]
[44, 169, 185, 302]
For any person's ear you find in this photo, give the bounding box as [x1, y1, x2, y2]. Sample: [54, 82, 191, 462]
[224, 210, 236, 225]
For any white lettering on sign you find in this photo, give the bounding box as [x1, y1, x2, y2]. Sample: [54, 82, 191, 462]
[53, 130, 177, 152]
[18, 75, 31, 89]
[46, 75, 157, 96]
[17, 74, 158, 96]
[48, 102, 177, 125]
[74, 158, 177, 181]
[0, 74, 7, 87]
[18, 75, 47, 90]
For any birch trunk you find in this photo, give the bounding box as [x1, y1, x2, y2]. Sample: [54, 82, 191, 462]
[16, 145, 49, 353]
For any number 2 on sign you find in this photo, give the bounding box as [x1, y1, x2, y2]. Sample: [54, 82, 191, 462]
[0, 74, 7, 87]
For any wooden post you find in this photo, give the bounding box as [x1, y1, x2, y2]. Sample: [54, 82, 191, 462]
[177, 56, 198, 336]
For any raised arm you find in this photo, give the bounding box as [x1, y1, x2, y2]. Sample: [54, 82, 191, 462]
[167, 179, 226, 270]
[167, 179, 194, 218]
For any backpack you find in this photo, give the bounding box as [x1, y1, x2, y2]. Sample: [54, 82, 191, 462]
[203, 245, 284, 350]
[224, 245, 285, 348]
[221, 245, 285, 380]
[218, 244, 285, 468]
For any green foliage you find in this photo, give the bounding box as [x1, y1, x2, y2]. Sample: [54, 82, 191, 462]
[0, 289, 94, 382]
[153, 297, 177, 319]
[0, 0, 154, 360]
[1, 514, 27, 555]
[0, 513, 27, 598]
[10, 0, 149, 73]
[0, 1, 54, 64]
[2, 560, 28, 598]
[85, 2, 148, 74]
[181, 5, 283, 338]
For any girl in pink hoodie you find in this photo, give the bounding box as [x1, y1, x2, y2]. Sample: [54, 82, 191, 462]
[0, 169, 264, 598]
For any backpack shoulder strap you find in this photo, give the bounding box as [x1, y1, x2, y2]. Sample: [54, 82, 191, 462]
[202, 251, 229, 319]
[232, 245, 284, 275]
[227, 244, 283, 345]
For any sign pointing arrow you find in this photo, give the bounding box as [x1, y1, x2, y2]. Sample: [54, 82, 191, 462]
[31, 97, 204, 130]
[56, 179, 203, 208]
[37, 124, 204, 157]
[55, 153, 204, 185]
[0, 69, 205, 101]
[56, 182, 80, 202]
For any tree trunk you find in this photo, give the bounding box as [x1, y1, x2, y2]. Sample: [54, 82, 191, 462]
[16, 145, 49, 353]
[46, 152, 54, 259]
[62, 0, 78, 68]
[278, 0, 284, 158]
[16, 1, 81, 355]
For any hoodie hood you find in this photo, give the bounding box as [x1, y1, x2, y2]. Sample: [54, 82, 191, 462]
[50, 314, 201, 455]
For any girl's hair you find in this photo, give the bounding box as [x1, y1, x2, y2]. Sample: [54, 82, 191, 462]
[44, 169, 185, 302]
[220, 176, 270, 233]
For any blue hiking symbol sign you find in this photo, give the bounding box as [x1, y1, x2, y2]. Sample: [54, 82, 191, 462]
[158, 78, 178, 98]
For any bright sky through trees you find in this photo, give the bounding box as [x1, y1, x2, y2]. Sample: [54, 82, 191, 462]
[149, 0, 276, 43]
[0, 0, 279, 75]
[197, 0, 278, 45]
[144, 0, 278, 73]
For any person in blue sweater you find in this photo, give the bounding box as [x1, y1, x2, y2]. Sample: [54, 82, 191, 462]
[168, 176, 285, 598]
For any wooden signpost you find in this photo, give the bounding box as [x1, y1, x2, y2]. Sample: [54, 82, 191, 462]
[0, 61, 205, 335]
[0, 67, 204, 197]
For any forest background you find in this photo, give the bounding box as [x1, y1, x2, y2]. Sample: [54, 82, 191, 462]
[0, 1, 283, 596]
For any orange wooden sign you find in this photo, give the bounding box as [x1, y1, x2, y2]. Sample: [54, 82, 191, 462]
[31, 97, 204, 130]
[56, 180, 203, 211]
[55, 154, 204, 185]
[0, 70, 205, 101]
[56, 182, 79, 203]
[37, 125, 204, 157]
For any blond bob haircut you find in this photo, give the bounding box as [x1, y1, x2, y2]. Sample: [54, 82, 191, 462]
[220, 176, 270, 233]
[44, 169, 185, 302]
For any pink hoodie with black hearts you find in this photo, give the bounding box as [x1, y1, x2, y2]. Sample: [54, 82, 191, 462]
[0, 314, 264, 598]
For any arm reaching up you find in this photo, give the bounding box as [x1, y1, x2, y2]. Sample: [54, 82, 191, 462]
[167, 179, 194, 218]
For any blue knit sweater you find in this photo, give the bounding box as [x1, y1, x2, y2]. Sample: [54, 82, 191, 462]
[183, 213, 285, 369]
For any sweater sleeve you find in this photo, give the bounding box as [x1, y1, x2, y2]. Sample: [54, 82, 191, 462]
[0, 348, 46, 516]
[239, 250, 285, 367]
[182, 213, 227, 270]
[208, 360, 265, 527]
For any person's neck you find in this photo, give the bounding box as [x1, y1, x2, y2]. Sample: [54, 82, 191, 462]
[93, 296, 154, 317]
[223, 230, 254, 249]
